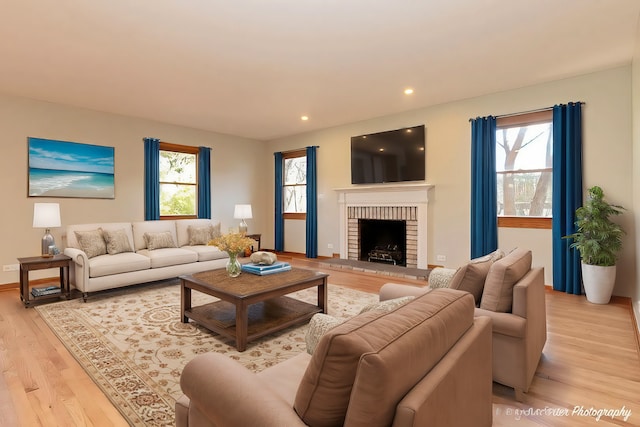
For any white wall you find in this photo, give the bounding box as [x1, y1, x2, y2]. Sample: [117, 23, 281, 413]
[632, 15, 640, 330]
[0, 93, 267, 284]
[3, 66, 636, 301]
[266, 66, 637, 298]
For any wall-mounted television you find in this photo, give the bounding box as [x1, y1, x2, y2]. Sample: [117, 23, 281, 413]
[351, 125, 425, 185]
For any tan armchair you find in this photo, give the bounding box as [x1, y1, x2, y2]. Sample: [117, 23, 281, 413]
[380, 248, 547, 402]
[474, 266, 546, 401]
[176, 289, 493, 427]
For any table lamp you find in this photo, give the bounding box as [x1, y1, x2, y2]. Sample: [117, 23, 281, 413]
[234, 204, 252, 234]
[33, 202, 61, 256]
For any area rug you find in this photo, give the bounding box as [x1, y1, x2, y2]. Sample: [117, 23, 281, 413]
[35, 280, 377, 427]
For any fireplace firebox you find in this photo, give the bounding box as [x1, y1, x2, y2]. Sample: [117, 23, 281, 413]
[359, 219, 406, 266]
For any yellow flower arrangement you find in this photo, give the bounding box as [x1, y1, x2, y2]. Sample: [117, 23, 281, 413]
[208, 232, 255, 255]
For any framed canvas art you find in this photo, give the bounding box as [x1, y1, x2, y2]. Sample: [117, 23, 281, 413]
[28, 137, 115, 199]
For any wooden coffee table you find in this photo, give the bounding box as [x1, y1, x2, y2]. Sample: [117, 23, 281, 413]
[180, 267, 328, 351]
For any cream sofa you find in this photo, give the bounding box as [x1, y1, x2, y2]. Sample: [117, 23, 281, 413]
[380, 247, 547, 401]
[64, 219, 229, 300]
[176, 288, 493, 427]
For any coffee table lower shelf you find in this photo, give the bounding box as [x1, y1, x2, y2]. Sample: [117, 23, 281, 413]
[184, 296, 322, 348]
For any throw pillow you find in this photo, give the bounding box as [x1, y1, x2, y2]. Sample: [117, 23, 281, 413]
[469, 248, 505, 264]
[101, 228, 133, 255]
[74, 229, 107, 258]
[211, 222, 222, 239]
[480, 248, 532, 312]
[187, 225, 213, 246]
[428, 267, 458, 289]
[294, 289, 474, 427]
[305, 314, 343, 355]
[358, 295, 415, 314]
[144, 231, 176, 250]
[447, 258, 493, 305]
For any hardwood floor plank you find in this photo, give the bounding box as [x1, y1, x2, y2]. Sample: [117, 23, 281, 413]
[1, 258, 639, 426]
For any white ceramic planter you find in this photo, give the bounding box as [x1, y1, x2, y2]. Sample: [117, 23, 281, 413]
[581, 262, 616, 304]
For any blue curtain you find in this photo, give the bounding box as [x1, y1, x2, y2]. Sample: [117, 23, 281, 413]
[552, 103, 583, 294]
[198, 146, 211, 219]
[470, 116, 498, 258]
[143, 137, 160, 220]
[274, 152, 284, 251]
[305, 146, 318, 258]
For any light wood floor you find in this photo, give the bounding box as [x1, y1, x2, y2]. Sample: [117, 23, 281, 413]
[1, 257, 639, 426]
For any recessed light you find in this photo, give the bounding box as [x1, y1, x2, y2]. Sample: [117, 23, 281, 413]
[301, 115, 309, 121]
[404, 88, 414, 95]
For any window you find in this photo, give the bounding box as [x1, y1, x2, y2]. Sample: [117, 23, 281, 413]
[282, 149, 307, 220]
[159, 142, 199, 218]
[496, 110, 552, 229]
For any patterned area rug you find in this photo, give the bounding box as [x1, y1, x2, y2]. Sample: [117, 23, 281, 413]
[36, 280, 377, 426]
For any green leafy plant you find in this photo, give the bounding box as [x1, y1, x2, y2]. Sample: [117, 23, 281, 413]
[565, 186, 625, 266]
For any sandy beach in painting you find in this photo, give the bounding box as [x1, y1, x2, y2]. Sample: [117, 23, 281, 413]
[29, 168, 115, 199]
[34, 187, 115, 198]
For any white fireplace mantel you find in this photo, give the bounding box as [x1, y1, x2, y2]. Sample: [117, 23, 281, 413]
[335, 183, 434, 269]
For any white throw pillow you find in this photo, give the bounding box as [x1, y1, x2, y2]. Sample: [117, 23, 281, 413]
[305, 314, 343, 355]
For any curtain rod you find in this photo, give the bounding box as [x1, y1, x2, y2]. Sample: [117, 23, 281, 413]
[275, 146, 319, 155]
[469, 101, 585, 122]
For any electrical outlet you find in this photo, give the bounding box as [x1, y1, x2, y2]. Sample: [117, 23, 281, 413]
[3, 264, 19, 272]
[436, 255, 446, 262]
[327, 243, 334, 249]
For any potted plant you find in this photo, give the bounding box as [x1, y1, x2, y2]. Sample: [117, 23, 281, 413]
[565, 186, 625, 304]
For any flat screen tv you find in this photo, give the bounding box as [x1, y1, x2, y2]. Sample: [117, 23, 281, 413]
[351, 125, 425, 185]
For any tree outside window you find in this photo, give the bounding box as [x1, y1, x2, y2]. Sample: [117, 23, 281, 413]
[496, 110, 552, 228]
[283, 150, 306, 219]
[159, 143, 198, 218]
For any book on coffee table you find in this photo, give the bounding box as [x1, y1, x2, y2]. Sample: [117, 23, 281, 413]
[241, 261, 291, 275]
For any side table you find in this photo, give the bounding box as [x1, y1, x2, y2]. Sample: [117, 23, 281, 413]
[245, 233, 261, 252]
[17, 254, 72, 308]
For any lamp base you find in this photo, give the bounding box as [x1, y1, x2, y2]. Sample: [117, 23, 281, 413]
[41, 230, 55, 257]
[238, 219, 248, 234]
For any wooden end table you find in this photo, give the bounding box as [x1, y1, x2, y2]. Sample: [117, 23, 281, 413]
[245, 233, 261, 252]
[18, 254, 72, 308]
[180, 267, 328, 351]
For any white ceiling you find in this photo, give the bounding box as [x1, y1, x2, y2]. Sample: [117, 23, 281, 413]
[1, 0, 639, 140]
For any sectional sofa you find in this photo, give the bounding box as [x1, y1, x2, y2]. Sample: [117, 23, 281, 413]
[64, 219, 229, 300]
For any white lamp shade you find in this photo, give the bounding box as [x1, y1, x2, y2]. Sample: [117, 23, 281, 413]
[33, 203, 61, 228]
[234, 204, 253, 219]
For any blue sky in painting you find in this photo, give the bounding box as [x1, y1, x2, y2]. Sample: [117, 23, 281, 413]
[29, 138, 114, 174]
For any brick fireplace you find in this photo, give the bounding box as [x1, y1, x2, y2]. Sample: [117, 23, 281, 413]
[336, 183, 433, 269]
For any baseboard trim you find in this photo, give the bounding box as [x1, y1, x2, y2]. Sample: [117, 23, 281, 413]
[0, 282, 18, 291]
[630, 299, 640, 356]
[0, 276, 61, 292]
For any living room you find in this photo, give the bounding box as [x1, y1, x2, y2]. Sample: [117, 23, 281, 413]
[1, 1, 640, 425]
[2, 54, 640, 323]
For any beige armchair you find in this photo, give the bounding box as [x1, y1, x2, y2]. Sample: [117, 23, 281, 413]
[176, 289, 493, 427]
[474, 266, 546, 401]
[380, 248, 547, 402]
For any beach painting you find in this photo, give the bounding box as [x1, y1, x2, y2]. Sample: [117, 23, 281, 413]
[28, 137, 115, 199]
